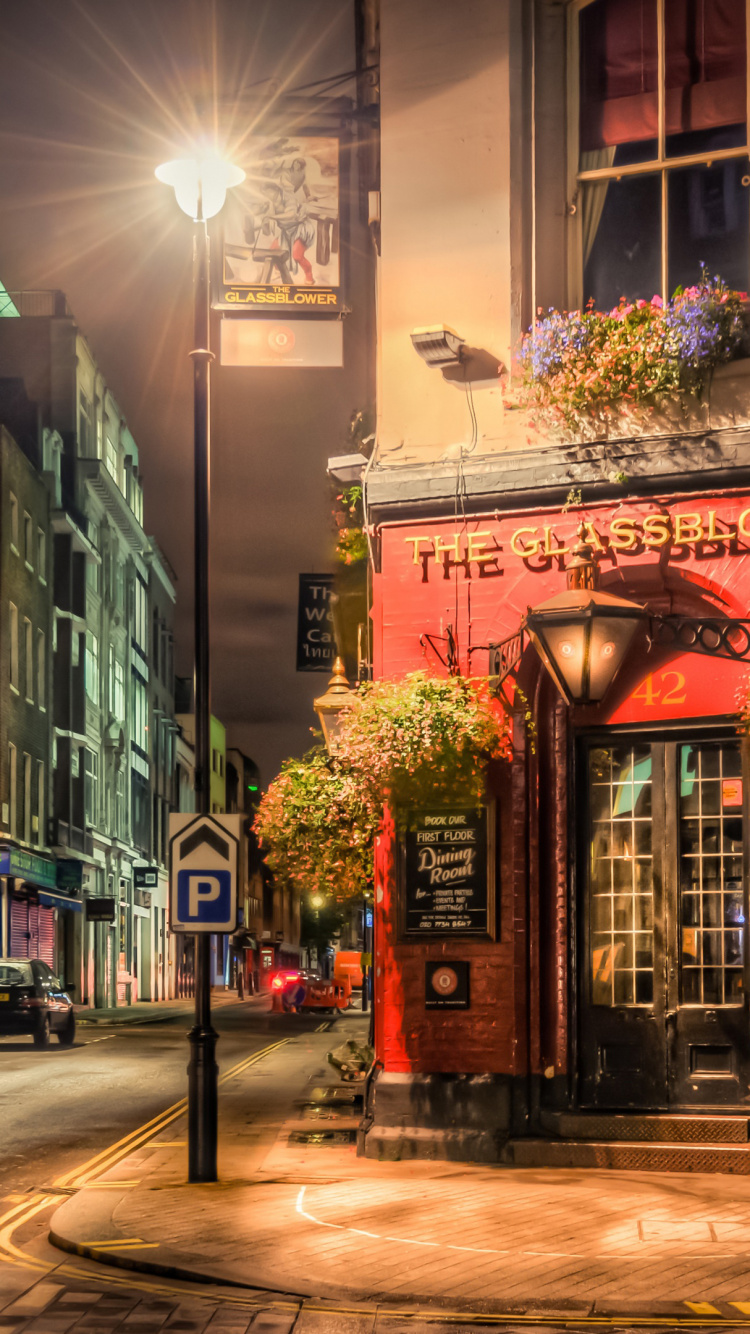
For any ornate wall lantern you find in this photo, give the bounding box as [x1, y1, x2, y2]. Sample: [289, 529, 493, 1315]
[523, 529, 645, 706]
[313, 656, 357, 753]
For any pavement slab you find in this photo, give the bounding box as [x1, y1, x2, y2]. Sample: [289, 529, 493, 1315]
[47, 1018, 750, 1324]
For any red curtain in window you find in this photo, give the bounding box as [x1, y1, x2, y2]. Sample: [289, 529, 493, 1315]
[580, 0, 746, 152]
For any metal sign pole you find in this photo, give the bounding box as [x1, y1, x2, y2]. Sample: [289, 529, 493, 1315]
[187, 214, 218, 1184]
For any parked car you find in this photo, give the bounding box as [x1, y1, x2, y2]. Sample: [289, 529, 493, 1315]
[0, 959, 76, 1047]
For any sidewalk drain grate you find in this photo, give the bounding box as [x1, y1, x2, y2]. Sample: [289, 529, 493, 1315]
[287, 1129, 358, 1146]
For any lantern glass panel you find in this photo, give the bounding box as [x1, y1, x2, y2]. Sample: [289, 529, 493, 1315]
[587, 614, 642, 702]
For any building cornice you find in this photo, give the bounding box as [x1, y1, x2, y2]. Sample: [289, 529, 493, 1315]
[365, 428, 750, 523]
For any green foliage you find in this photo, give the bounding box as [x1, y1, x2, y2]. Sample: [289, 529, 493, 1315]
[255, 672, 512, 900]
[255, 746, 379, 903]
[336, 671, 512, 814]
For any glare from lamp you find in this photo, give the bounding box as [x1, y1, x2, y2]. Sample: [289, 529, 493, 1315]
[410, 324, 465, 368]
[155, 156, 245, 222]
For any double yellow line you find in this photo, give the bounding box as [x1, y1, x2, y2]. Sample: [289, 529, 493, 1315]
[0, 1039, 290, 1271]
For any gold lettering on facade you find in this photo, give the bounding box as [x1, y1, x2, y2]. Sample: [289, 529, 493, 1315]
[466, 532, 495, 563]
[642, 514, 671, 547]
[510, 527, 541, 557]
[408, 506, 749, 575]
[609, 518, 638, 550]
[674, 513, 703, 545]
[404, 536, 433, 565]
[705, 510, 735, 542]
[433, 534, 462, 561]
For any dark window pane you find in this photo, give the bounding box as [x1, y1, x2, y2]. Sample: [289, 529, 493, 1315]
[726, 969, 743, 1001]
[700, 781, 721, 816]
[681, 892, 700, 926]
[723, 746, 742, 778]
[724, 818, 744, 852]
[701, 748, 721, 778]
[584, 173, 662, 309]
[682, 967, 702, 1002]
[682, 820, 701, 854]
[614, 971, 634, 1004]
[703, 967, 723, 1003]
[664, 0, 746, 147]
[703, 895, 722, 927]
[725, 887, 744, 924]
[635, 971, 654, 1004]
[579, 0, 658, 154]
[668, 156, 750, 295]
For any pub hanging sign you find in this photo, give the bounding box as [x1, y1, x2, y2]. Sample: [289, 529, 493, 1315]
[401, 807, 494, 937]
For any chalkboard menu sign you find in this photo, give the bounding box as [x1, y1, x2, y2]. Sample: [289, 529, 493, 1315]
[402, 807, 493, 936]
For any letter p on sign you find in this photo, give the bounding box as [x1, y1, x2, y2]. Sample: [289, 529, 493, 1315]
[176, 869, 232, 926]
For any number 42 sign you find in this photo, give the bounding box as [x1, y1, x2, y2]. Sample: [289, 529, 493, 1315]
[169, 814, 242, 933]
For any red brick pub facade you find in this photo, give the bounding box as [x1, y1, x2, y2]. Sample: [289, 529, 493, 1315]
[361, 438, 750, 1169]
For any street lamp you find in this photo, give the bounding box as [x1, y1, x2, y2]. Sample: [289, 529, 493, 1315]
[156, 151, 243, 1184]
[313, 655, 357, 754]
[525, 528, 645, 706]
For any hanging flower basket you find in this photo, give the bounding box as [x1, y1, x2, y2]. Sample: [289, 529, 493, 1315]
[255, 672, 512, 899]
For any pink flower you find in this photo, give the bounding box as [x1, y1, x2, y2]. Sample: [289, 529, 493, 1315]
[651, 294, 663, 308]
[636, 299, 647, 309]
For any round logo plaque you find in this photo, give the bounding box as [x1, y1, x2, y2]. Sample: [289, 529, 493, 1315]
[432, 966, 459, 997]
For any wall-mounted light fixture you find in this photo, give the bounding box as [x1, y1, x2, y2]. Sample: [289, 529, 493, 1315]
[314, 656, 358, 754]
[410, 324, 465, 368]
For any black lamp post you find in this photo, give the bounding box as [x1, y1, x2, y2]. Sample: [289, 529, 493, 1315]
[156, 153, 243, 1184]
[525, 529, 645, 706]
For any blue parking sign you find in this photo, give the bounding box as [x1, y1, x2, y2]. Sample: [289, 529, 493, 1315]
[176, 870, 232, 925]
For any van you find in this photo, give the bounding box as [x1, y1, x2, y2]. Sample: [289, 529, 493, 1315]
[333, 950, 363, 989]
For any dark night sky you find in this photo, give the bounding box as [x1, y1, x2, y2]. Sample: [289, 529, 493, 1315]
[0, 0, 370, 786]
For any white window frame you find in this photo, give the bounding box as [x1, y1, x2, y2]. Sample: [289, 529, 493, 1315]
[8, 743, 17, 837]
[84, 747, 99, 827]
[37, 527, 46, 584]
[24, 618, 33, 703]
[85, 631, 99, 704]
[9, 493, 18, 554]
[37, 630, 45, 710]
[36, 760, 44, 847]
[9, 602, 18, 691]
[23, 752, 31, 843]
[23, 512, 33, 570]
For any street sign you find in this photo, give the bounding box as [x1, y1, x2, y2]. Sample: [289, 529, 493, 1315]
[85, 896, 116, 923]
[134, 865, 159, 889]
[169, 814, 241, 933]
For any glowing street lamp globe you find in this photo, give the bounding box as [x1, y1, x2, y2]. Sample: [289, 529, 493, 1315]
[155, 156, 245, 221]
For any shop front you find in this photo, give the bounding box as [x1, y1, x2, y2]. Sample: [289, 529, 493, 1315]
[0, 846, 82, 986]
[363, 482, 750, 1164]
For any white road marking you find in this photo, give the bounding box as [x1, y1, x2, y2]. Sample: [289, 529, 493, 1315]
[294, 1188, 749, 1262]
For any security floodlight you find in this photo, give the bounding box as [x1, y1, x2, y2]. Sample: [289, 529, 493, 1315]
[410, 324, 466, 368]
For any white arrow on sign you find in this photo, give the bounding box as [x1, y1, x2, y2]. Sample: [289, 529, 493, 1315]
[169, 813, 242, 934]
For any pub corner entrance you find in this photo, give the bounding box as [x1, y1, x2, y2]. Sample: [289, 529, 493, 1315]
[576, 728, 750, 1111]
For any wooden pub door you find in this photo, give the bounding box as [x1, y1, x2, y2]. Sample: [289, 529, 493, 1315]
[577, 733, 750, 1110]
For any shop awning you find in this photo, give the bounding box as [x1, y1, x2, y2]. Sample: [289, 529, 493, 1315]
[37, 890, 82, 913]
